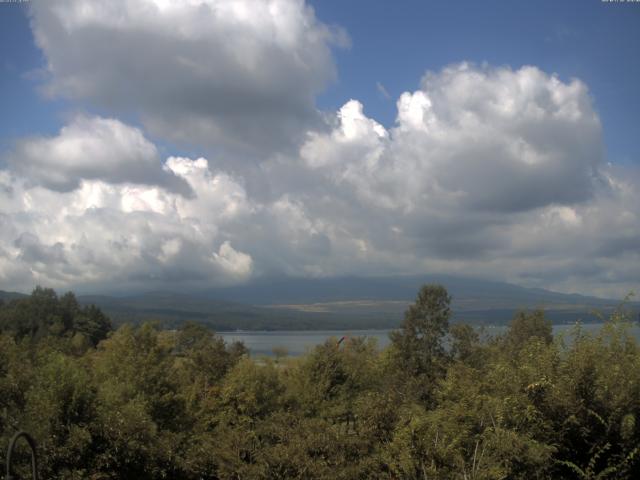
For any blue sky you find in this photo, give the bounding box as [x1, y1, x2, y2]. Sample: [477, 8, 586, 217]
[0, 0, 639, 297]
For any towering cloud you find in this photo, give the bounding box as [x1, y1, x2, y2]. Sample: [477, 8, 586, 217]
[30, 0, 346, 153]
[302, 64, 604, 214]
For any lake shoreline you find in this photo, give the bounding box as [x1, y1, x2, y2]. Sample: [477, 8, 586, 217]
[219, 323, 640, 357]
[215, 320, 621, 334]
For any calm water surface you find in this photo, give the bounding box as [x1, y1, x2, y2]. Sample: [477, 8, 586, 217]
[220, 323, 640, 357]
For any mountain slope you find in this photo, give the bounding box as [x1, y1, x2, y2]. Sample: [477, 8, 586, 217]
[201, 274, 622, 308]
[0, 290, 28, 302]
[2, 276, 635, 331]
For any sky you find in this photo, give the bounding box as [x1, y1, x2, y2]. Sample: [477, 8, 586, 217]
[0, 0, 639, 298]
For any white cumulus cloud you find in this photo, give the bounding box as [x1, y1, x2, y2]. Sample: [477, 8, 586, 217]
[9, 115, 192, 196]
[302, 63, 604, 215]
[0, 151, 255, 291]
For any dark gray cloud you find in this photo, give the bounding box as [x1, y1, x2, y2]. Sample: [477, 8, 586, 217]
[9, 115, 192, 196]
[15, 232, 67, 265]
[30, 0, 346, 155]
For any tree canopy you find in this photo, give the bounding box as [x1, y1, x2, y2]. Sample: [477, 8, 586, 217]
[0, 285, 639, 479]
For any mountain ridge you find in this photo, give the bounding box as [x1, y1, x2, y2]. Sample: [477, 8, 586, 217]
[2, 275, 636, 330]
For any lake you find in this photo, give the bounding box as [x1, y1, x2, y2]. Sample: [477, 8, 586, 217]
[220, 323, 640, 357]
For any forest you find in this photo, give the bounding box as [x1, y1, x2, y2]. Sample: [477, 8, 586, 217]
[0, 285, 638, 479]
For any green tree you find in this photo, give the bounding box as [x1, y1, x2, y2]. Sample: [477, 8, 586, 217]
[450, 323, 481, 364]
[505, 309, 552, 352]
[0, 287, 112, 345]
[389, 284, 451, 403]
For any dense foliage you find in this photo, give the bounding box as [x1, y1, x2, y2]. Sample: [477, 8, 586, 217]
[0, 285, 639, 479]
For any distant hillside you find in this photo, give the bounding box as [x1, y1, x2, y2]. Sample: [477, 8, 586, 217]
[75, 292, 392, 331]
[2, 276, 636, 331]
[198, 275, 635, 327]
[201, 274, 620, 308]
[0, 290, 28, 303]
[80, 275, 639, 329]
